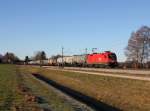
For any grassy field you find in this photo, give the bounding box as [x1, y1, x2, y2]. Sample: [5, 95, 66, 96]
[25, 66, 150, 111]
[0, 64, 47, 111]
[0, 64, 20, 110]
[19, 66, 91, 111]
[0, 64, 33, 111]
[0, 64, 92, 111]
[1, 64, 150, 111]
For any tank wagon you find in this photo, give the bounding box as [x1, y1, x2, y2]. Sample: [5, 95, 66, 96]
[72, 55, 86, 66]
[29, 60, 49, 65]
[28, 60, 41, 65]
[48, 58, 57, 66]
[57, 56, 73, 66]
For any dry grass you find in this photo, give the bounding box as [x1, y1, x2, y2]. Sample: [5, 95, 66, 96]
[25, 66, 150, 111]
[19, 66, 94, 111]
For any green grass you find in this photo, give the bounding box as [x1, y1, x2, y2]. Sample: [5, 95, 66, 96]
[0, 64, 46, 111]
[25, 66, 150, 111]
[0, 64, 89, 111]
[0, 64, 24, 111]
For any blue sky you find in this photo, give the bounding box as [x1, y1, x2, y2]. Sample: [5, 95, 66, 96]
[0, 0, 150, 61]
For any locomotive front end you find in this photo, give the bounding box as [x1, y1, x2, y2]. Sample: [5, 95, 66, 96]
[108, 53, 118, 67]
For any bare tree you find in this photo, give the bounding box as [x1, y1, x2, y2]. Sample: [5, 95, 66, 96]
[50, 54, 61, 65]
[125, 26, 150, 68]
[34, 51, 47, 66]
[3, 52, 19, 64]
[51, 54, 61, 59]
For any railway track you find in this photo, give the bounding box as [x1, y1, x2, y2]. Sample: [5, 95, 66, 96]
[45, 66, 150, 75]
[43, 66, 150, 81]
[32, 73, 120, 111]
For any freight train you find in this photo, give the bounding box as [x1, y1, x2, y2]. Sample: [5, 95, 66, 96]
[29, 51, 118, 68]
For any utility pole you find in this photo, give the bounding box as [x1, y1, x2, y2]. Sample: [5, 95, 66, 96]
[84, 48, 88, 66]
[62, 46, 64, 68]
[92, 48, 97, 53]
[85, 48, 87, 55]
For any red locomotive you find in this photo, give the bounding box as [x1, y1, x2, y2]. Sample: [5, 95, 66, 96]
[86, 51, 117, 67]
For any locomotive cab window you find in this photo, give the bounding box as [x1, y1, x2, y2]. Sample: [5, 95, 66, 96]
[109, 54, 117, 60]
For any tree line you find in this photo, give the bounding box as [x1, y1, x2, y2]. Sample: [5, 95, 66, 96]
[0, 51, 47, 65]
[0, 52, 20, 64]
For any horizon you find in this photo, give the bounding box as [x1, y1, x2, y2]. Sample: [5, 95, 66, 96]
[1, 0, 150, 62]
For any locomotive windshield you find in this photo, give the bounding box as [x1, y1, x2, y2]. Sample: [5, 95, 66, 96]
[109, 53, 117, 60]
